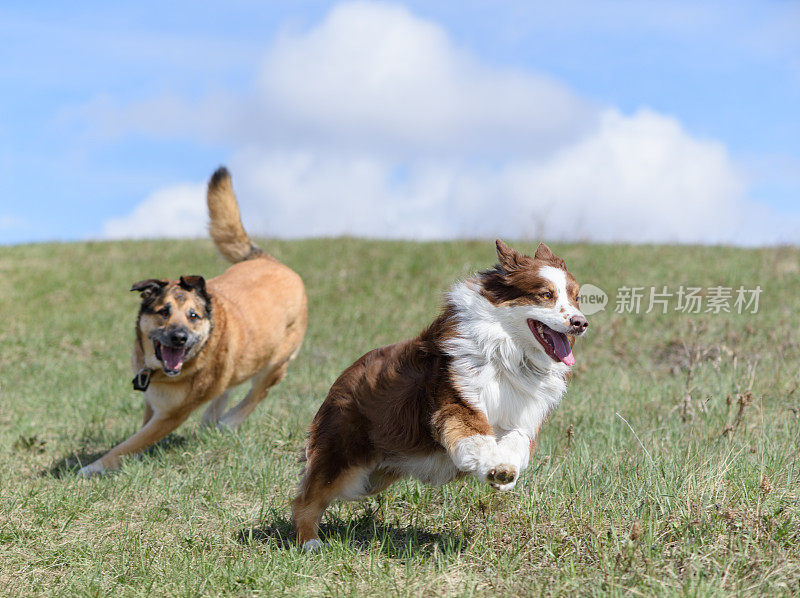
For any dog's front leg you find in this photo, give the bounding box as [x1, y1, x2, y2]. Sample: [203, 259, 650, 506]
[449, 434, 524, 491]
[143, 401, 154, 426]
[435, 404, 520, 491]
[489, 429, 532, 491]
[77, 408, 192, 478]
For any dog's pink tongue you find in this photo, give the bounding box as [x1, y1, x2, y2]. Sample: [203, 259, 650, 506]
[161, 346, 185, 371]
[546, 329, 575, 366]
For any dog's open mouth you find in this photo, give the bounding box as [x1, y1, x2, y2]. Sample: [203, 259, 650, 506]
[527, 319, 574, 366]
[153, 340, 187, 376]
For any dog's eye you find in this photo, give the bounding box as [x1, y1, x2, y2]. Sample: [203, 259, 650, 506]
[188, 310, 199, 321]
[158, 307, 170, 317]
[541, 291, 553, 300]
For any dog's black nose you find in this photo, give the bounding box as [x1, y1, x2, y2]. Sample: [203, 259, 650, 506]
[169, 329, 189, 346]
[569, 314, 588, 333]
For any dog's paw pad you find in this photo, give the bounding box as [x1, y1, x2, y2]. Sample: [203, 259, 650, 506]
[487, 464, 517, 487]
[302, 539, 323, 552]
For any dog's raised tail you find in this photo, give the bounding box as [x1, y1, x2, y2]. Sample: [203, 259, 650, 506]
[207, 166, 264, 263]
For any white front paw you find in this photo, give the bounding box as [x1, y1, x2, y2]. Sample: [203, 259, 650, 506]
[486, 464, 518, 491]
[77, 461, 105, 478]
[492, 480, 517, 491]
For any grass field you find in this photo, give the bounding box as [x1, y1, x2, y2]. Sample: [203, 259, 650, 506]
[1, 238, 799, 596]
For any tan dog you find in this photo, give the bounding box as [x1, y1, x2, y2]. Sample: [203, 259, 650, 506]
[78, 167, 307, 477]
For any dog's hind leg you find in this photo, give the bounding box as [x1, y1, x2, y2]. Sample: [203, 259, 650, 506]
[292, 462, 370, 551]
[218, 361, 289, 430]
[201, 390, 231, 427]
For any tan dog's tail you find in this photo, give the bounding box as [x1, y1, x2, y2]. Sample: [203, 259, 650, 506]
[207, 166, 264, 263]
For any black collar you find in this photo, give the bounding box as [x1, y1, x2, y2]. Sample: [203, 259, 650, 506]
[132, 368, 152, 392]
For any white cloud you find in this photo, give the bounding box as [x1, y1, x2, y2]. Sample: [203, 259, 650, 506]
[255, 2, 595, 157]
[103, 183, 206, 239]
[505, 108, 750, 244]
[218, 108, 754, 244]
[0, 215, 25, 230]
[94, 1, 594, 157]
[100, 1, 795, 245]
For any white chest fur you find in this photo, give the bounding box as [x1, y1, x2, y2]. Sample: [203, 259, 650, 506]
[445, 281, 570, 438]
[450, 352, 567, 437]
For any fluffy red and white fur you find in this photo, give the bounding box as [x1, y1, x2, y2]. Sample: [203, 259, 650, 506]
[292, 240, 588, 550]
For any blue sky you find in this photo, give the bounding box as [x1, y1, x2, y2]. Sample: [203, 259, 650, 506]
[1, 1, 798, 245]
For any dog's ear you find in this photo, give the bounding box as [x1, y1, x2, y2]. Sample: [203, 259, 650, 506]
[534, 242, 567, 270]
[533, 242, 555, 261]
[179, 275, 212, 315]
[495, 239, 525, 272]
[179, 275, 206, 293]
[130, 279, 168, 300]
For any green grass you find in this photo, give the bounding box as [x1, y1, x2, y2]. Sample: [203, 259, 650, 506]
[0, 238, 798, 596]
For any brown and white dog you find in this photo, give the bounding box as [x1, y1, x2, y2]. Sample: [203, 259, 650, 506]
[78, 167, 307, 477]
[292, 240, 587, 550]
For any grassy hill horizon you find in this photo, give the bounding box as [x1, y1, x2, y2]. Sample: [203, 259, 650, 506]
[1, 238, 798, 596]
